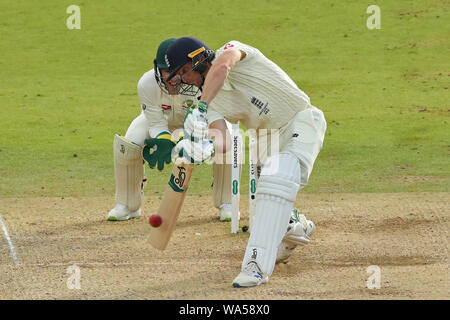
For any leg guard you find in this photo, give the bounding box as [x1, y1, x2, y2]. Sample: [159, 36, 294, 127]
[212, 155, 232, 209]
[113, 134, 145, 212]
[212, 151, 241, 221]
[241, 152, 301, 276]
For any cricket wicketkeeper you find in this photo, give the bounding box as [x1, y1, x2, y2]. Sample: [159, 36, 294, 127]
[163, 37, 327, 287]
[108, 39, 235, 222]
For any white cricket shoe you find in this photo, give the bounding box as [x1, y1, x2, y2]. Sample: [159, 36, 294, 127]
[107, 204, 141, 221]
[276, 209, 316, 263]
[218, 203, 240, 222]
[232, 260, 269, 288]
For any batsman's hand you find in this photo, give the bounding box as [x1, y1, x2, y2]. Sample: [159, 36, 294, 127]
[183, 101, 209, 141]
[172, 138, 215, 165]
[143, 132, 178, 171]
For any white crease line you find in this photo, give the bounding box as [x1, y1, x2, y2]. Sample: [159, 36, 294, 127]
[11, 234, 147, 241]
[12, 260, 228, 268]
[0, 216, 19, 265]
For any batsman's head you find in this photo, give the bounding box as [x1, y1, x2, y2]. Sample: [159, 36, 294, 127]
[165, 37, 215, 96]
[154, 38, 178, 95]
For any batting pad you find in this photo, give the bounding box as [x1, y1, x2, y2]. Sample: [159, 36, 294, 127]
[211, 147, 240, 209]
[241, 152, 300, 276]
[113, 134, 145, 212]
[212, 161, 232, 209]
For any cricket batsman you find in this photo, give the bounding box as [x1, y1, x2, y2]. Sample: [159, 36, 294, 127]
[164, 37, 327, 287]
[108, 38, 235, 222]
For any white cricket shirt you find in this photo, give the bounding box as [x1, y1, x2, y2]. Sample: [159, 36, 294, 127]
[208, 41, 312, 130]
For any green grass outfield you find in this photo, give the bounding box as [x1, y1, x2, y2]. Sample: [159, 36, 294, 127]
[0, 0, 448, 198]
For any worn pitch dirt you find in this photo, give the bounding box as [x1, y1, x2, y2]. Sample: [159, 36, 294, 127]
[0, 193, 448, 300]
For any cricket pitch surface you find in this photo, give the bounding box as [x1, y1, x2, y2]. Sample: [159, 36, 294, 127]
[0, 193, 448, 299]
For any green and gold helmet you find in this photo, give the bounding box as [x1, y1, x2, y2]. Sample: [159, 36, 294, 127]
[153, 38, 177, 94]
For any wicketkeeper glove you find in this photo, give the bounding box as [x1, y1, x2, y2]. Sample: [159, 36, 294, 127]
[143, 131, 179, 171]
[172, 138, 215, 165]
[183, 101, 209, 141]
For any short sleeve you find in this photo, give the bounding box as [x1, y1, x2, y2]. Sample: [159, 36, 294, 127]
[215, 41, 259, 61]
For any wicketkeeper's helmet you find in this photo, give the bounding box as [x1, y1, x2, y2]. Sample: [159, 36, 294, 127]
[154, 38, 177, 94]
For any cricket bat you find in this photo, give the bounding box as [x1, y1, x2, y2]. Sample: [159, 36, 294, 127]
[148, 162, 194, 250]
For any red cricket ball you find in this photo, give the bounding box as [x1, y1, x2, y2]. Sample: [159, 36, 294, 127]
[149, 214, 162, 228]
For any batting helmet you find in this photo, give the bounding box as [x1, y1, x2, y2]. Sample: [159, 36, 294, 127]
[165, 37, 215, 82]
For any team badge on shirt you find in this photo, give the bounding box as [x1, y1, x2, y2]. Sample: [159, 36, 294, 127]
[223, 42, 234, 50]
[182, 99, 194, 109]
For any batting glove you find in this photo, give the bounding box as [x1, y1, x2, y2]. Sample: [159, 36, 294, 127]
[172, 138, 215, 165]
[183, 101, 209, 141]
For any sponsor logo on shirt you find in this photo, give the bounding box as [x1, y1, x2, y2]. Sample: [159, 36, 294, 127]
[250, 96, 270, 116]
[161, 104, 172, 110]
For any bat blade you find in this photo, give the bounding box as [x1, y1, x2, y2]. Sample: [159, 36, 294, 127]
[148, 163, 194, 250]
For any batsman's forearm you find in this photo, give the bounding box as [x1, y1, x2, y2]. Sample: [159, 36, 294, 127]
[201, 49, 242, 104]
[200, 64, 230, 104]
